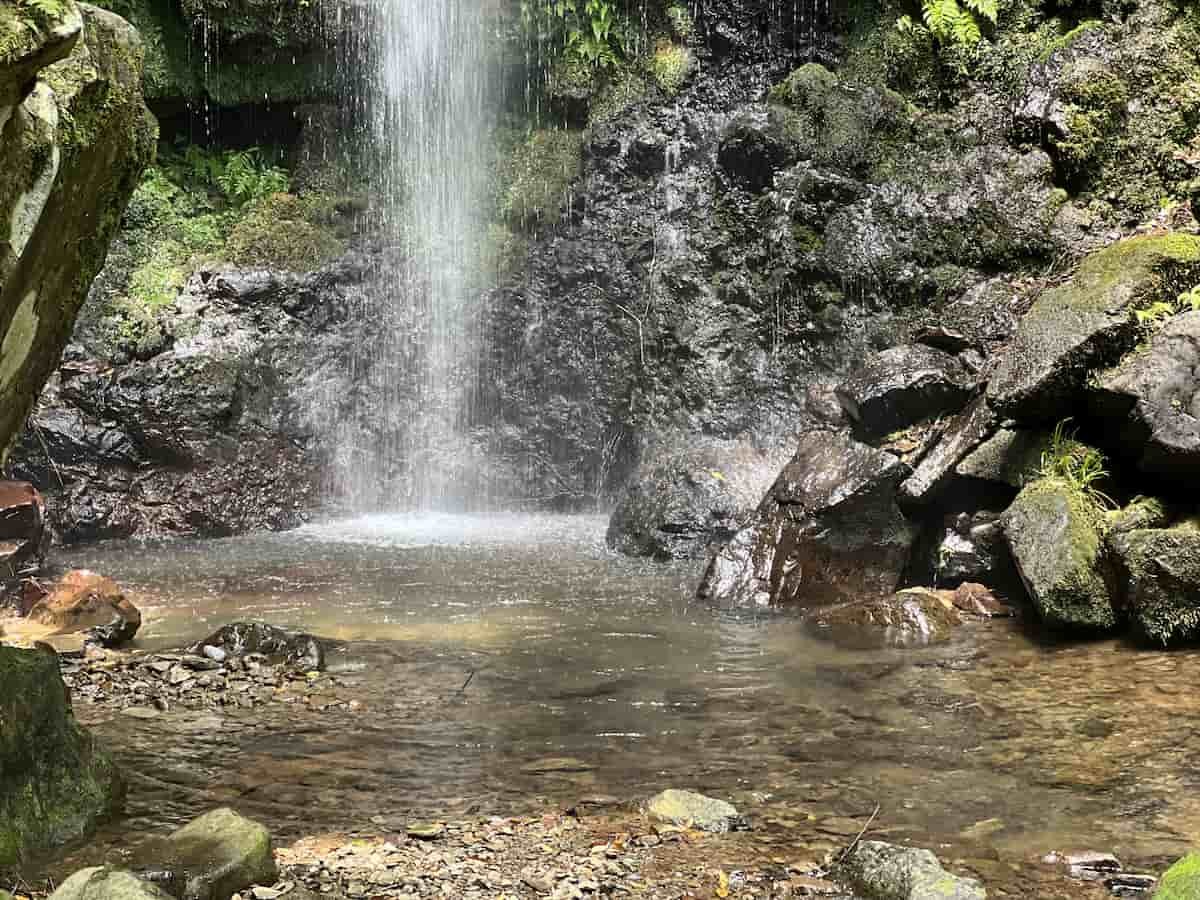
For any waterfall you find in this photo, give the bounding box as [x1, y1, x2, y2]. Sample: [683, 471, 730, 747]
[333, 0, 490, 512]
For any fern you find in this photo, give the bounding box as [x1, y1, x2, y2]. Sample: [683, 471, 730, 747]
[904, 0, 995, 52]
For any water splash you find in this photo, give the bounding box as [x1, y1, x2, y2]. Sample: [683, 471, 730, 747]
[332, 0, 491, 512]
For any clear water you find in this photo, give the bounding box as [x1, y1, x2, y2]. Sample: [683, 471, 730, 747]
[50, 516, 1200, 890]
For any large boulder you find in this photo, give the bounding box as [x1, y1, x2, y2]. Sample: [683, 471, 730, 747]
[1089, 310, 1200, 478]
[840, 841, 986, 900]
[836, 344, 979, 440]
[0, 645, 123, 864]
[192, 622, 325, 672]
[50, 868, 177, 900]
[988, 234, 1200, 422]
[1001, 478, 1118, 631]
[1111, 528, 1200, 646]
[28, 569, 141, 646]
[698, 430, 916, 608]
[0, 480, 49, 577]
[0, 2, 155, 459]
[134, 808, 277, 900]
[606, 438, 792, 560]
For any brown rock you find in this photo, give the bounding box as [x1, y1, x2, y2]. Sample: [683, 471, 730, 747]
[953, 582, 1015, 618]
[0, 481, 49, 577]
[28, 570, 141, 646]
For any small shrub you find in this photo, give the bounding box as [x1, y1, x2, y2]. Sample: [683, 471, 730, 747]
[649, 40, 691, 95]
[1038, 420, 1116, 509]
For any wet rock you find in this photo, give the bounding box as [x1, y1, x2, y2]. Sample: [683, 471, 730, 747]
[952, 583, 1013, 618]
[954, 428, 1052, 491]
[899, 398, 996, 506]
[1001, 478, 1118, 631]
[1154, 852, 1200, 899]
[193, 623, 325, 672]
[135, 808, 277, 900]
[924, 511, 1015, 589]
[1089, 311, 1200, 478]
[698, 430, 916, 608]
[49, 868, 177, 900]
[988, 234, 1200, 422]
[1111, 528, 1200, 645]
[717, 105, 805, 192]
[840, 840, 986, 900]
[804, 589, 963, 649]
[0, 646, 123, 864]
[645, 789, 743, 833]
[606, 438, 792, 560]
[836, 345, 979, 441]
[28, 570, 141, 647]
[1108, 495, 1171, 536]
[0, 481, 49, 578]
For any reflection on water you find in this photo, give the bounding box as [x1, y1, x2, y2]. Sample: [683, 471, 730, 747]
[52, 515, 1200, 886]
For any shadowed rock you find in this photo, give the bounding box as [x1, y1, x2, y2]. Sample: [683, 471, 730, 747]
[193, 622, 325, 672]
[133, 808, 277, 900]
[1111, 528, 1200, 646]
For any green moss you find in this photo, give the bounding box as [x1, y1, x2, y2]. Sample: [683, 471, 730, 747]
[498, 128, 583, 232]
[648, 40, 690, 95]
[224, 192, 345, 271]
[1037, 19, 1105, 62]
[1154, 853, 1200, 899]
[769, 62, 839, 108]
[587, 66, 649, 126]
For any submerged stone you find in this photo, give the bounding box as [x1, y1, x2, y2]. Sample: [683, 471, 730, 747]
[1001, 478, 1117, 631]
[988, 234, 1200, 422]
[0, 645, 123, 864]
[645, 789, 743, 833]
[133, 808, 277, 900]
[1111, 528, 1200, 646]
[841, 841, 986, 900]
[804, 589, 963, 649]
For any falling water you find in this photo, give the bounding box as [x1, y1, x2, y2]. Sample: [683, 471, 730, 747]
[334, 0, 490, 511]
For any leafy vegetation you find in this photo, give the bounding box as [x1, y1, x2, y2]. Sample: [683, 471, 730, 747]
[1133, 284, 1200, 327]
[521, 0, 630, 70]
[1038, 420, 1115, 509]
[896, 0, 998, 52]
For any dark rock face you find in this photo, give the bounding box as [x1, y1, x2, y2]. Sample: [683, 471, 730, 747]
[0, 645, 124, 864]
[7, 255, 376, 542]
[988, 234, 1200, 422]
[927, 510, 1013, 589]
[1001, 478, 1118, 631]
[605, 437, 792, 560]
[716, 105, 804, 192]
[836, 344, 979, 440]
[0, 480, 49, 578]
[954, 427, 1052, 491]
[697, 430, 916, 608]
[1089, 310, 1200, 478]
[897, 396, 996, 507]
[193, 622, 326, 672]
[1112, 528, 1200, 645]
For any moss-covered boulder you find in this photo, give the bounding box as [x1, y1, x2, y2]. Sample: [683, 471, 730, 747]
[840, 840, 986, 900]
[0, 645, 124, 864]
[1155, 852, 1200, 899]
[1000, 477, 1118, 631]
[954, 428, 1054, 491]
[0, 2, 155, 460]
[49, 869, 176, 900]
[988, 234, 1200, 422]
[1112, 528, 1200, 646]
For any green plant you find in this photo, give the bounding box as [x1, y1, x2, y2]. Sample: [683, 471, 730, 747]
[521, 0, 629, 70]
[20, 0, 66, 20]
[1133, 284, 1200, 326]
[1038, 420, 1116, 509]
[216, 148, 289, 205]
[896, 0, 997, 61]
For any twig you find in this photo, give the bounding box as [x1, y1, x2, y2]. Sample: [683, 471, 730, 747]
[836, 804, 881, 865]
[457, 669, 476, 694]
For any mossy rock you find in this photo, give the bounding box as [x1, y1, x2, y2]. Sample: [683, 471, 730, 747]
[988, 233, 1200, 423]
[0, 646, 124, 864]
[840, 840, 986, 900]
[1001, 477, 1118, 631]
[49, 868, 176, 900]
[1155, 852, 1200, 899]
[224, 193, 345, 272]
[498, 129, 583, 232]
[1111, 528, 1200, 645]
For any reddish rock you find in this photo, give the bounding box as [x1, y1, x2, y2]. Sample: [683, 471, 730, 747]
[0, 481, 49, 577]
[28, 570, 141, 647]
[953, 581, 1015, 618]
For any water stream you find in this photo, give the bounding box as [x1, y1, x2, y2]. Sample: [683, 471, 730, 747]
[47, 516, 1200, 891]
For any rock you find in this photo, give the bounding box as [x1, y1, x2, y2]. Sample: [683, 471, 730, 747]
[0, 645, 123, 864]
[1154, 852, 1200, 899]
[698, 430, 917, 608]
[28, 570, 141, 647]
[606, 438, 792, 560]
[952, 582, 1013, 618]
[0, 481, 49, 577]
[836, 345, 979, 440]
[1001, 478, 1118, 631]
[717, 105, 805, 192]
[134, 808, 277, 900]
[920, 510, 1018, 591]
[988, 234, 1200, 422]
[954, 428, 1052, 491]
[898, 398, 996, 506]
[193, 622, 325, 672]
[1111, 528, 1200, 645]
[840, 841, 986, 900]
[645, 789, 743, 833]
[1089, 310, 1200, 478]
[804, 589, 963, 649]
[49, 868, 178, 900]
[0, 2, 155, 459]
[406, 823, 446, 840]
[1108, 495, 1171, 535]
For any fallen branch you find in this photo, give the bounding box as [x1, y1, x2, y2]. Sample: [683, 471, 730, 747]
[836, 803, 882, 866]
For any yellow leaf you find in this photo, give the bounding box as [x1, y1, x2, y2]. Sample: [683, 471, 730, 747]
[716, 869, 731, 898]
[709, 470, 726, 481]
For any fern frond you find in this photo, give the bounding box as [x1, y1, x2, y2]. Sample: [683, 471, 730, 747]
[963, 0, 998, 24]
[953, 7, 981, 46]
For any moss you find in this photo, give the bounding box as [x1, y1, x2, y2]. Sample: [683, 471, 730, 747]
[648, 39, 690, 95]
[769, 62, 839, 108]
[481, 222, 529, 286]
[1153, 853, 1200, 899]
[1052, 66, 1129, 180]
[587, 66, 649, 126]
[498, 128, 583, 232]
[1037, 18, 1105, 62]
[224, 192, 345, 271]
